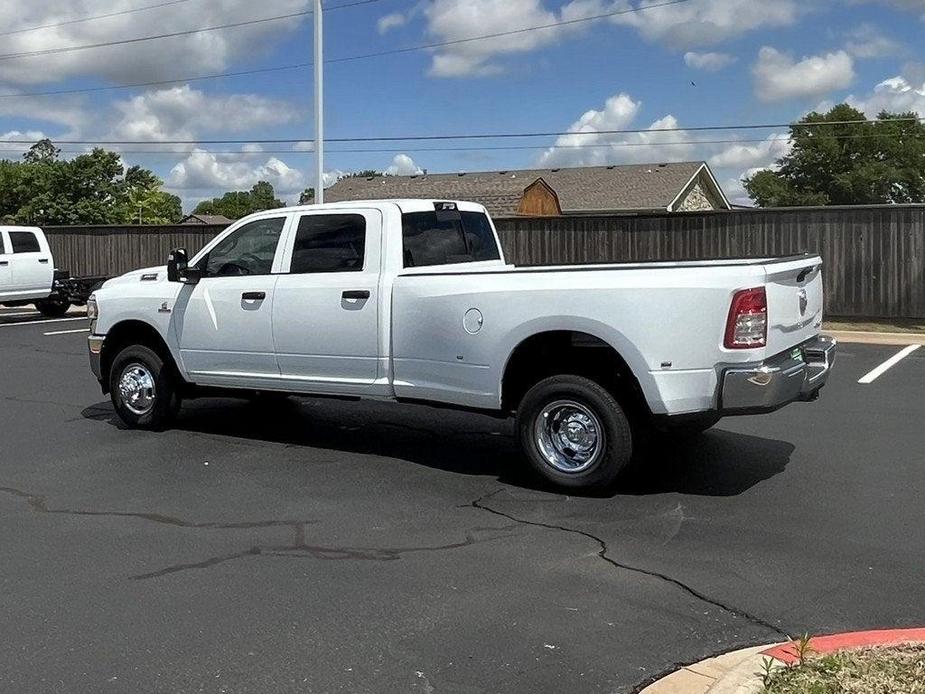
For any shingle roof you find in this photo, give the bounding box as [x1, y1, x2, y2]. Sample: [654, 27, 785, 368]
[180, 214, 234, 225]
[325, 162, 722, 216]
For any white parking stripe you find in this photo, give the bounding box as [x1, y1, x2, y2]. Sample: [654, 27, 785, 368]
[44, 328, 90, 336]
[858, 344, 922, 384]
[0, 316, 87, 328]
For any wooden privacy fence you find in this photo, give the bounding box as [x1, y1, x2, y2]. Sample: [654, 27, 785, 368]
[45, 204, 925, 319]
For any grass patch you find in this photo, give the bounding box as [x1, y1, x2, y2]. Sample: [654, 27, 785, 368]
[763, 645, 925, 693]
[824, 318, 925, 334]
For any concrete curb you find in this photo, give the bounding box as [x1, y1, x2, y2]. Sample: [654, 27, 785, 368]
[827, 329, 925, 346]
[640, 628, 925, 694]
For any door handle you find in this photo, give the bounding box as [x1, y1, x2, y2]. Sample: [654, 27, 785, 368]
[0, 261, 8, 266]
[342, 290, 370, 300]
[38, 258, 49, 264]
[242, 291, 266, 301]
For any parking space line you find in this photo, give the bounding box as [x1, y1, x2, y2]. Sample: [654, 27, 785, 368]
[858, 344, 922, 384]
[44, 328, 91, 336]
[0, 316, 87, 328]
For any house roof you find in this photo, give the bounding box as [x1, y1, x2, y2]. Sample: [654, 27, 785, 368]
[180, 213, 233, 225]
[325, 162, 729, 216]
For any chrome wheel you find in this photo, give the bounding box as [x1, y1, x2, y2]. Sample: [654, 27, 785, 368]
[118, 363, 156, 416]
[534, 399, 605, 473]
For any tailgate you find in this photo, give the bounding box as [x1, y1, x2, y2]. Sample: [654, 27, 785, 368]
[764, 256, 824, 355]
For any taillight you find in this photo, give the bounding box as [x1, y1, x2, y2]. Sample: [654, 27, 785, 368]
[725, 287, 767, 349]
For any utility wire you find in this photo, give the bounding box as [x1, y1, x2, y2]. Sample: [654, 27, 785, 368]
[0, 0, 388, 62]
[0, 132, 917, 157]
[0, 118, 921, 146]
[324, 0, 692, 66]
[0, 10, 314, 62]
[0, 0, 198, 37]
[0, 0, 683, 65]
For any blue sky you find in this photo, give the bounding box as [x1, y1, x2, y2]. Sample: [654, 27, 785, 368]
[2, 0, 924, 210]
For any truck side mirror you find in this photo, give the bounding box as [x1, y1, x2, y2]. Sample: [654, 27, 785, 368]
[166, 248, 187, 282]
[167, 248, 200, 284]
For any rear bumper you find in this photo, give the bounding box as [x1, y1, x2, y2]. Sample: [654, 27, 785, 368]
[720, 335, 836, 415]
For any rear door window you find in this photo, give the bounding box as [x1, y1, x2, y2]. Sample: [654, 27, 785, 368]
[401, 211, 500, 268]
[9, 231, 41, 253]
[289, 214, 366, 273]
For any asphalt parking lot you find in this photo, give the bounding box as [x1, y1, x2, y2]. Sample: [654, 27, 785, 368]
[2, 306, 924, 694]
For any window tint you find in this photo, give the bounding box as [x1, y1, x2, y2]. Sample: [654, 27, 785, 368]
[9, 231, 41, 253]
[290, 214, 366, 274]
[202, 218, 285, 277]
[401, 211, 500, 268]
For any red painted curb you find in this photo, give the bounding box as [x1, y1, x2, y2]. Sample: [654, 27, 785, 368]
[762, 628, 925, 664]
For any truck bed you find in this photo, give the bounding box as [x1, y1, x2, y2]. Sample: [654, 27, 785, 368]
[391, 254, 823, 415]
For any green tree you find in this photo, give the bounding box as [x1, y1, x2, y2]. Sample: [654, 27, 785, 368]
[23, 138, 60, 164]
[0, 140, 180, 225]
[194, 181, 285, 219]
[745, 104, 925, 207]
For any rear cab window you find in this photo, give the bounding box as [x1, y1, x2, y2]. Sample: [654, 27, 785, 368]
[401, 207, 500, 268]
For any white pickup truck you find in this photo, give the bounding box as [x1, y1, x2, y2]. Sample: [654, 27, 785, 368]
[0, 226, 102, 316]
[87, 200, 835, 490]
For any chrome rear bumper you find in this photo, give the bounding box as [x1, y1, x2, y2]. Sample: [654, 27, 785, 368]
[720, 335, 836, 414]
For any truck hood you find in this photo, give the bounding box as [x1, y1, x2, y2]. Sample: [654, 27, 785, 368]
[102, 265, 168, 289]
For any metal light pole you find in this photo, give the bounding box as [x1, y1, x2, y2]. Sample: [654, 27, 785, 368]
[314, 0, 324, 204]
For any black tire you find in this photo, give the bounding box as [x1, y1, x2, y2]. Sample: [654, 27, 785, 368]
[35, 299, 70, 318]
[109, 345, 180, 430]
[516, 375, 633, 491]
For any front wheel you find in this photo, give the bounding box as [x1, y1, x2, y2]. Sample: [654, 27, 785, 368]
[109, 345, 180, 429]
[35, 298, 70, 318]
[516, 375, 633, 491]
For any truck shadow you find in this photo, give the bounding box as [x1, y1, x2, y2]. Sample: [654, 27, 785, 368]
[82, 397, 792, 498]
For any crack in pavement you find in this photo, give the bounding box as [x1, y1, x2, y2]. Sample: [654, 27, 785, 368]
[132, 528, 519, 581]
[0, 486, 319, 530]
[0, 484, 520, 582]
[471, 488, 791, 640]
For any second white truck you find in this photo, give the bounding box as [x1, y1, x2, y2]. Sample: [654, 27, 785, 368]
[0, 226, 103, 316]
[87, 200, 835, 490]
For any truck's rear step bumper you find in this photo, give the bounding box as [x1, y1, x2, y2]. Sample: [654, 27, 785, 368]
[720, 335, 836, 415]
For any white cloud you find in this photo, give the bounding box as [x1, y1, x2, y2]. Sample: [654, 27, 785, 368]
[109, 85, 296, 142]
[378, 11, 409, 33]
[609, 0, 802, 49]
[847, 75, 925, 117]
[708, 134, 792, 170]
[415, 0, 803, 77]
[293, 141, 315, 152]
[536, 93, 702, 168]
[167, 149, 306, 193]
[753, 47, 855, 102]
[423, 0, 604, 78]
[0, 94, 88, 137]
[385, 153, 424, 176]
[843, 24, 901, 58]
[0, 0, 311, 86]
[684, 51, 737, 71]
